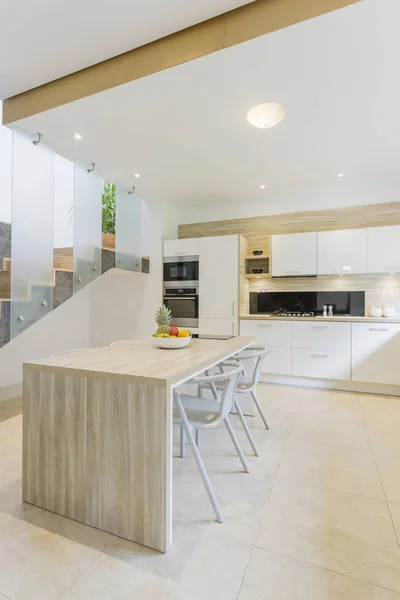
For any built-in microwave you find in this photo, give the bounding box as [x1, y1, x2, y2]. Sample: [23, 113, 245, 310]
[163, 255, 199, 286]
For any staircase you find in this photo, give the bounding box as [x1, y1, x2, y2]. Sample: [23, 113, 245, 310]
[0, 232, 150, 348]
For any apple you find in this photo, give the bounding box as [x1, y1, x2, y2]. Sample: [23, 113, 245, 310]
[169, 326, 179, 337]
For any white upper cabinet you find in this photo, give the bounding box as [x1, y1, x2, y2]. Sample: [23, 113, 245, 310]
[163, 238, 199, 258]
[317, 229, 367, 275]
[199, 235, 238, 319]
[367, 226, 400, 274]
[272, 232, 317, 277]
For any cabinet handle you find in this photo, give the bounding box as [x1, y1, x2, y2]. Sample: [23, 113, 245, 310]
[174, 251, 186, 255]
[232, 321, 235, 336]
[311, 325, 328, 329]
[266, 349, 272, 353]
[232, 301, 235, 316]
[368, 327, 388, 332]
[286, 270, 300, 274]
[310, 353, 328, 358]
[386, 267, 400, 270]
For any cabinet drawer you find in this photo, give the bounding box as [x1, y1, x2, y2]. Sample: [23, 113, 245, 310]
[262, 347, 291, 376]
[240, 320, 291, 347]
[292, 349, 350, 380]
[352, 323, 400, 385]
[292, 321, 350, 351]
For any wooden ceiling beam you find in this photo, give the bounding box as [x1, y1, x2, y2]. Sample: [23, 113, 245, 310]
[2, 0, 360, 125]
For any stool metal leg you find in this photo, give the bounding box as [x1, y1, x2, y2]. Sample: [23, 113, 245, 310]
[224, 417, 249, 473]
[180, 425, 185, 458]
[234, 397, 259, 457]
[174, 394, 224, 523]
[251, 390, 270, 430]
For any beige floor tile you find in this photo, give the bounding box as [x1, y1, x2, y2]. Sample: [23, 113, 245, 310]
[296, 390, 363, 423]
[256, 478, 400, 592]
[173, 452, 275, 545]
[365, 417, 400, 449]
[278, 439, 385, 500]
[0, 507, 113, 600]
[290, 414, 370, 449]
[389, 503, 400, 544]
[373, 444, 400, 504]
[63, 521, 252, 600]
[0, 414, 22, 470]
[0, 464, 22, 517]
[238, 548, 400, 600]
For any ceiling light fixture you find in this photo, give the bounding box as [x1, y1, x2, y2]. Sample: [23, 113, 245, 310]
[260, 184, 265, 189]
[338, 173, 344, 178]
[134, 173, 140, 178]
[247, 103, 285, 129]
[74, 133, 82, 140]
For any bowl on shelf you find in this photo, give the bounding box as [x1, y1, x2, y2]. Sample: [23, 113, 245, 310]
[252, 250, 263, 256]
[152, 336, 192, 349]
[252, 268, 263, 274]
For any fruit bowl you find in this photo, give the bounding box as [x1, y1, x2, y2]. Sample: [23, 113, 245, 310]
[152, 336, 192, 349]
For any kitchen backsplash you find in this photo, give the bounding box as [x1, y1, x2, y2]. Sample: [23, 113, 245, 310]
[245, 274, 400, 316]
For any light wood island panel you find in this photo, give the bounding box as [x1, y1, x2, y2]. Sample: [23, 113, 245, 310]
[23, 336, 254, 552]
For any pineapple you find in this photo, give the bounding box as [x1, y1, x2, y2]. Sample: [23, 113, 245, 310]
[155, 305, 172, 335]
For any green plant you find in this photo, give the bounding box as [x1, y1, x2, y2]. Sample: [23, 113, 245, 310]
[102, 181, 116, 234]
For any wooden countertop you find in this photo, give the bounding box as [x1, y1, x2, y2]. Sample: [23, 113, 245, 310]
[23, 337, 255, 386]
[240, 314, 400, 323]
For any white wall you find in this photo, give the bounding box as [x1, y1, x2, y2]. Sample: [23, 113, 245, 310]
[177, 182, 400, 225]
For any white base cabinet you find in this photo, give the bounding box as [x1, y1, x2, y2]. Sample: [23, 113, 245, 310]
[292, 349, 351, 380]
[291, 321, 350, 351]
[240, 320, 291, 375]
[352, 322, 400, 385]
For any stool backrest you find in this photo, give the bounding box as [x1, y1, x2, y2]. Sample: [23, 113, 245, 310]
[233, 346, 269, 390]
[191, 361, 244, 421]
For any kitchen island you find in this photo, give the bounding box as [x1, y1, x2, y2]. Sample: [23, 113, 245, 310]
[22, 336, 254, 553]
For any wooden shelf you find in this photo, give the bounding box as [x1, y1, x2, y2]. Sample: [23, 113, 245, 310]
[245, 255, 269, 260]
[245, 273, 271, 279]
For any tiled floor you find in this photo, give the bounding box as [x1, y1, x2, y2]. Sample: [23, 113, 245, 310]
[0, 384, 400, 599]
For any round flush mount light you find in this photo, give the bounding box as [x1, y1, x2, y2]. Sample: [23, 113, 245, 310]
[134, 173, 140, 178]
[247, 103, 285, 129]
[74, 133, 82, 140]
[338, 173, 344, 178]
[260, 184, 266, 189]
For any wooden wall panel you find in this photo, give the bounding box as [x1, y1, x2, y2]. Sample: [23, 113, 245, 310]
[179, 202, 400, 240]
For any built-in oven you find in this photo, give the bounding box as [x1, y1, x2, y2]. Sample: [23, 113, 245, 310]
[163, 287, 199, 328]
[163, 255, 199, 285]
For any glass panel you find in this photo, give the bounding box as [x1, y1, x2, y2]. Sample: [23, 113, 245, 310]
[115, 185, 142, 272]
[0, 114, 12, 347]
[11, 128, 54, 337]
[73, 162, 102, 292]
[53, 155, 74, 308]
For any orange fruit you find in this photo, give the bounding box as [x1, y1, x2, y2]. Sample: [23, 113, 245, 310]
[178, 329, 190, 338]
[170, 335, 178, 338]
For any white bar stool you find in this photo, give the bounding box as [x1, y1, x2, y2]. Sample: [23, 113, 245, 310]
[173, 361, 247, 523]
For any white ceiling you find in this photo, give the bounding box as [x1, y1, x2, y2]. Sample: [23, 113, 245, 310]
[0, 0, 252, 98]
[13, 0, 400, 208]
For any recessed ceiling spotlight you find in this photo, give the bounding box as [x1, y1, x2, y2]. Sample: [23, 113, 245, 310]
[247, 103, 285, 129]
[260, 184, 266, 189]
[338, 173, 344, 178]
[134, 173, 140, 178]
[74, 133, 82, 140]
